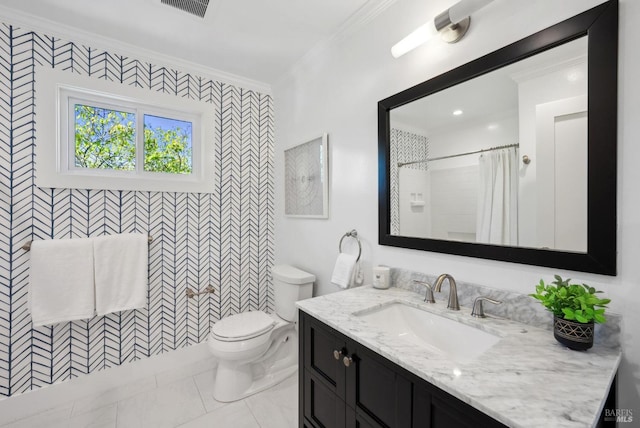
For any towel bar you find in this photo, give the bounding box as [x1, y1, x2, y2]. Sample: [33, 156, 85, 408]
[21, 235, 154, 251]
[339, 229, 362, 262]
[186, 285, 216, 298]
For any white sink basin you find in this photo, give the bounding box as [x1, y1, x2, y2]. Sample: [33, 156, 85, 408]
[354, 302, 500, 362]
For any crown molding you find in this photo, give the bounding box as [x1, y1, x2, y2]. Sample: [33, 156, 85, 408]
[0, 5, 272, 94]
[274, 0, 399, 88]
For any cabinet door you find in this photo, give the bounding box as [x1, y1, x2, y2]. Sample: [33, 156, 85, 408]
[413, 382, 507, 428]
[304, 369, 347, 428]
[302, 312, 347, 399]
[345, 342, 412, 428]
[346, 406, 387, 428]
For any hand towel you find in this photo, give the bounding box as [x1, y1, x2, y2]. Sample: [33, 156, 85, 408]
[94, 233, 148, 315]
[331, 253, 358, 289]
[29, 238, 95, 327]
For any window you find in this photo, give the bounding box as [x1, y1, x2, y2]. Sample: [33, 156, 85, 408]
[35, 67, 215, 193]
[71, 102, 195, 175]
[73, 103, 137, 171]
[143, 115, 192, 174]
[67, 91, 199, 178]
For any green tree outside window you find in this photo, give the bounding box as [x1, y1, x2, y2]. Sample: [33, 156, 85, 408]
[74, 105, 136, 170]
[74, 105, 193, 174]
[143, 115, 192, 174]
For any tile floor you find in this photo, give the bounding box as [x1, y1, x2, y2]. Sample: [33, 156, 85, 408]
[0, 361, 298, 428]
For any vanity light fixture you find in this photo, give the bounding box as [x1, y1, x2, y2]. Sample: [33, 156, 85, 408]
[391, 0, 494, 58]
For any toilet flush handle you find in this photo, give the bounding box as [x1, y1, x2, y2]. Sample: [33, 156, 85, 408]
[186, 285, 216, 299]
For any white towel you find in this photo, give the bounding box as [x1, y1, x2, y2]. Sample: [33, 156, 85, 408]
[331, 253, 358, 289]
[29, 238, 95, 327]
[94, 233, 148, 315]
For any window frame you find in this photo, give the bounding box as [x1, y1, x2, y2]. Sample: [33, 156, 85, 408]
[64, 91, 200, 178]
[35, 67, 215, 193]
[65, 94, 138, 176]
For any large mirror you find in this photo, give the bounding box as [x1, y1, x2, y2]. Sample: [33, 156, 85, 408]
[378, 1, 617, 275]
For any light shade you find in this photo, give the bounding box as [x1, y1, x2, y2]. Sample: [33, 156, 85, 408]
[448, 0, 493, 23]
[391, 0, 495, 58]
[391, 21, 438, 58]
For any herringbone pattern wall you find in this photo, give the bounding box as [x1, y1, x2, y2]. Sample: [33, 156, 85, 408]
[390, 128, 429, 235]
[0, 22, 274, 397]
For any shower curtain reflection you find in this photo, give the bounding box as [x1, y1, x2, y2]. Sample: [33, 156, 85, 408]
[476, 147, 519, 245]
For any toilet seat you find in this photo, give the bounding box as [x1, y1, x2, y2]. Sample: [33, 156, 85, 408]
[211, 311, 275, 342]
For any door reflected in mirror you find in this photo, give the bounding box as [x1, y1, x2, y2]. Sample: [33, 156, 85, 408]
[390, 37, 587, 253]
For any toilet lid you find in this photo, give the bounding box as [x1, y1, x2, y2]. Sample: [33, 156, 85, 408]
[211, 311, 275, 342]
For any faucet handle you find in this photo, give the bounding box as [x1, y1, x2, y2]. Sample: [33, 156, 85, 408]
[412, 280, 435, 303]
[471, 296, 502, 318]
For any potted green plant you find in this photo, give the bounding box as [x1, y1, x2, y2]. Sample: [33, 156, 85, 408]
[530, 275, 610, 350]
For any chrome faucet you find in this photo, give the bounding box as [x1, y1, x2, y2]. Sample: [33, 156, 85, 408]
[433, 274, 460, 310]
[412, 280, 435, 303]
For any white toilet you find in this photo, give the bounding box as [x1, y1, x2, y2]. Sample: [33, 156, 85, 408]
[208, 264, 314, 402]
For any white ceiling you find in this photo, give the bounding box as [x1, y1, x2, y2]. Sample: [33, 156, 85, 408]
[0, 0, 382, 86]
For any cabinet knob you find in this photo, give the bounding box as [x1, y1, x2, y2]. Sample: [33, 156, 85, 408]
[343, 355, 354, 367]
[333, 350, 342, 360]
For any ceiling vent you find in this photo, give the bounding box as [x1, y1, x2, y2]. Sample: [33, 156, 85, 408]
[161, 0, 209, 18]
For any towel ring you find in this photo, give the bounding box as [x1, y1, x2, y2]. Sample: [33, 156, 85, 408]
[338, 229, 362, 262]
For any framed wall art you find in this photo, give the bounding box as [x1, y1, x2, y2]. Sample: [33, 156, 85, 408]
[284, 134, 329, 218]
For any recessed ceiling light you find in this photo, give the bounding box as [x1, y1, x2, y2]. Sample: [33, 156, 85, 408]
[453, 109, 463, 116]
[487, 124, 498, 131]
[567, 71, 581, 82]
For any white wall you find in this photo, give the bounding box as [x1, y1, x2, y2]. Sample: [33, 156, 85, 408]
[428, 112, 518, 165]
[274, 0, 640, 416]
[517, 59, 588, 248]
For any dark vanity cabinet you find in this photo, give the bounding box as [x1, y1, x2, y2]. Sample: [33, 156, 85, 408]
[300, 311, 507, 428]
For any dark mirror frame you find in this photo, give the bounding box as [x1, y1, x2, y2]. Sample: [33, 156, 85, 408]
[378, 0, 618, 275]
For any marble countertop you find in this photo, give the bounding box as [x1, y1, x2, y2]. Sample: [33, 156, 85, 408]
[297, 285, 621, 428]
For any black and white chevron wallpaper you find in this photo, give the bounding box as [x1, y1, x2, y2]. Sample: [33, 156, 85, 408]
[390, 128, 429, 235]
[0, 23, 274, 397]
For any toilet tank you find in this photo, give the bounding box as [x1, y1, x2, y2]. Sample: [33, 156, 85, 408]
[272, 265, 315, 321]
